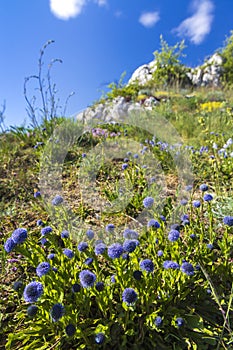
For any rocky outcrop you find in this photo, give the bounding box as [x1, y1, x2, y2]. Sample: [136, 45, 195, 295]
[128, 61, 156, 86]
[76, 53, 223, 124]
[128, 53, 223, 88]
[76, 96, 159, 124]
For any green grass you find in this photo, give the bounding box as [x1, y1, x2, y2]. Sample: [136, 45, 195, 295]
[0, 86, 233, 350]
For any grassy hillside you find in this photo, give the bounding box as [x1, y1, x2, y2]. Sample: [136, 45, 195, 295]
[0, 84, 233, 349]
[1, 35, 233, 350]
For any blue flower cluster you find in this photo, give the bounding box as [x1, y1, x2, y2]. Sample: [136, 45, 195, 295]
[163, 260, 180, 270]
[51, 195, 64, 206]
[143, 196, 154, 208]
[79, 269, 96, 288]
[36, 262, 50, 277]
[23, 281, 43, 303]
[168, 229, 180, 242]
[122, 288, 138, 305]
[4, 228, 27, 253]
[50, 303, 65, 322]
[108, 243, 123, 259]
[223, 216, 233, 227]
[140, 259, 154, 272]
[95, 242, 106, 255]
[147, 219, 160, 229]
[123, 239, 139, 253]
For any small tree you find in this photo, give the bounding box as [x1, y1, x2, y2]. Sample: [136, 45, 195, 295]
[152, 35, 191, 88]
[220, 30, 233, 85]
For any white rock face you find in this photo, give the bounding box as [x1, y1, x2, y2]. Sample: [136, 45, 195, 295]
[128, 53, 223, 88]
[76, 96, 159, 124]
[128, 61, 156, 86]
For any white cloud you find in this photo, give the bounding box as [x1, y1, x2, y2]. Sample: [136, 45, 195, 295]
[95, 0, 107, 6]
[50, 0, 87, 20]
[139, 11, 160, 28]
[174, 0, 214, 44]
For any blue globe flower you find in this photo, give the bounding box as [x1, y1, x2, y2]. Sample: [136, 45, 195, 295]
[78, 241, 88, 252]
[122, 163, 128, 170]
[13, 280, 23, 291]
[84, 257, 93, 265]
[105, 223, 115, 233]
[223, 216, 233, 227]
[36, 262, 50, 277]
[23, 281, 43, 303]
[163, 260, 180, 270]
[79, 269, 96, 288]
[160, 215, 166, 222]
[199, 184, 208, 192]
[157, 250, 163, 257]
[193, 200, 201, 208]
[123, 229, 139, 239]
[72, 283, 81, 293]
[95, 332, 105, 344]
[147, 219, 160, 229]
[27, 305, 38, 317]
[181, 214, 189, 221]
[143, 196, 154, 208]
[47, 253, 55, 260]
[51, 195, 64, 206]
[154, 316, 163, 327]
[4, 237, 16, 253]
[140, 259, 154, 272]
[123, 239, 139, 253]
[11, 228, 27, 244]
[95, 281, 105, 292]
[181, 262, 194, 276]
[122, 288, 138, 305]
[108, 243, 123, 259]
[86, 229, 94, 240]
[203, 193, 213, 202]
[180, 199, 188, 206]
[41, 226, 52, 236]
[176, 317, 184, 327]
[34, 191, 41, 198]
[36, 219, 44, 226]
[168, 229, 180, 242]
[111, 275, 116, 283]
[94, 243, 106, 255]
[206, 243, 214, 250]
[40, 237, 48, 246]
[65, 324, 76, 336]
[50, 303, 65, 322]
[61, 230, 69, 239]
[133, 270, 142, 281]
[63, 248, 74, 259]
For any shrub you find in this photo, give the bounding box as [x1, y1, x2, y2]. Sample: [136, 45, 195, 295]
[152, 35, 191, 89]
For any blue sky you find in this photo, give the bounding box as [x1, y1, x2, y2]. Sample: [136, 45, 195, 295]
[0, 0, 233, 127]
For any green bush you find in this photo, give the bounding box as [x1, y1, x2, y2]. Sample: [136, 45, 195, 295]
[220, 30, 233, 85]
[151, 35, 191, 89]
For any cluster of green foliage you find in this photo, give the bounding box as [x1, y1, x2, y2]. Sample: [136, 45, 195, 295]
[220, 30, 233, 86]
[105, 72, 142, 101]
[150, 35, 191, 89]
